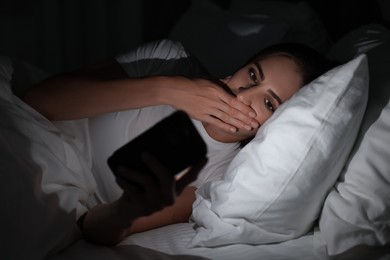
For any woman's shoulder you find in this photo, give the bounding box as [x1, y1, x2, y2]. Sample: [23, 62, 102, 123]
[115, 39, 209, 78]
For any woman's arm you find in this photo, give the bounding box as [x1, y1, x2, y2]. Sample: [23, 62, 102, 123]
[80, 187, 196, 245]
[80, 153, 203, 245]
[23, 60, 259, 133]
[22, 60, 169, 120]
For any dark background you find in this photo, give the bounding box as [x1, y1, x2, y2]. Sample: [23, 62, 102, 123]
[1, 0, 388, 74]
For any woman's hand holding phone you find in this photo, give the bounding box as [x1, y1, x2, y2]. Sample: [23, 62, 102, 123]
[106, 111, 208, 231]
[114, 152, 207, 219]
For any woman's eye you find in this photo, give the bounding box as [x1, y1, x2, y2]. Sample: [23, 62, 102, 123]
[249, 68, 258, 83]
[264, 98, 275, 112]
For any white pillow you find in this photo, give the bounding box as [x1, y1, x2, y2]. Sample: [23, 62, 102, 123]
[190, 55, 368, 247]
[319, 24, 390, 255]
[168, 0, 288, 78]
[229, 0, 332, 54]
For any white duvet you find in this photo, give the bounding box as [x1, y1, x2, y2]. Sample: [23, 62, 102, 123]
[0, 58, 95, 259]
[1, 54, 389, 260]
[0, 56, 328, 260]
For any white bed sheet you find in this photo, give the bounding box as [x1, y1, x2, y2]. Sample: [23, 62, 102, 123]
[51, 223, 390, 260]
[51, 223, 327, 260]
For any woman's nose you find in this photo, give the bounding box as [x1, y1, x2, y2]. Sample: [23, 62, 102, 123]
[236, 89, 252, 105]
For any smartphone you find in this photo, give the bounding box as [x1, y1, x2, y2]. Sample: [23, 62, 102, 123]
[107, 110, 207, 177]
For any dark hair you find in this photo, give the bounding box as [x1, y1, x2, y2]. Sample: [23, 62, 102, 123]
[246, 42, 338, 86]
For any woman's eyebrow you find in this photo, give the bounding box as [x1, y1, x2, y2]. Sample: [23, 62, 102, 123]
[254, 61, 265, 81]
[268, 89, 283, 105]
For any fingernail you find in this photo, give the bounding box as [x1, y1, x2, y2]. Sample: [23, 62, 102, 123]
[244, 125, 252, 131]
[249, 111, 256, 118]
[251, 122, 259, 128]
[230, 127, 237, 133]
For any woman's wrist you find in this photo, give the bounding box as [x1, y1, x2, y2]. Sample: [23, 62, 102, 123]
[78, 202, 135, 245]
[151, 76, 189, 108]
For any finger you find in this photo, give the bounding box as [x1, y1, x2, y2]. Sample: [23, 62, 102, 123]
[229, 98, 260, 127]
[116, 166, 157, 192]
[117, 169, 173, 215]
[205, 114, 238, 133]
[175, 157, 208, 194]
[219, 98, 260, 130]
[223, 108, 260, 131]
[205, 111, 257, 133]
[211, 109, 253, 131]
[208, 78, 236, 96]
[206, 90, 259, 131]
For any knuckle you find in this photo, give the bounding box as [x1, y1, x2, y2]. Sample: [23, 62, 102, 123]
[228, 96, 237, 105]
[218, 112, 230, 122]
[229, 108, 240, 117]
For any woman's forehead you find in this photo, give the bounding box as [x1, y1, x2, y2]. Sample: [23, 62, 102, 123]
[257, 56, 302, 99]
[257, 55, 300, 76]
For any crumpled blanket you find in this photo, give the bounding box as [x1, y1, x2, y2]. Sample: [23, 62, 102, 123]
[0, 57, 95, 260]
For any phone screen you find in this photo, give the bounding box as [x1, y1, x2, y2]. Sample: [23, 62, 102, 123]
[107, 111, 207, 177]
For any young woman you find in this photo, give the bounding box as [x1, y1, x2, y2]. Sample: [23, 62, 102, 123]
[23, 39, 333, 245]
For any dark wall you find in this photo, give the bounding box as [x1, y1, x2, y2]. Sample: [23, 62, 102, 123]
[0, 0, 387, 73]
[304, 0, 386, 41]
[143, 0, 387, 43]
[0, 0, 144, 73]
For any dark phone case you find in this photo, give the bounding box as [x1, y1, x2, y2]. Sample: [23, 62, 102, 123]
[107, 111, 207, 176]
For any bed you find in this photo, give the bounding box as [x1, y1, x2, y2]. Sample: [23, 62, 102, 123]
[1, 0, 390, 259]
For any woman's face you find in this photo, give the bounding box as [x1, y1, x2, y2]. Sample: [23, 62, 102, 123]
[221, 55, 303, 140]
